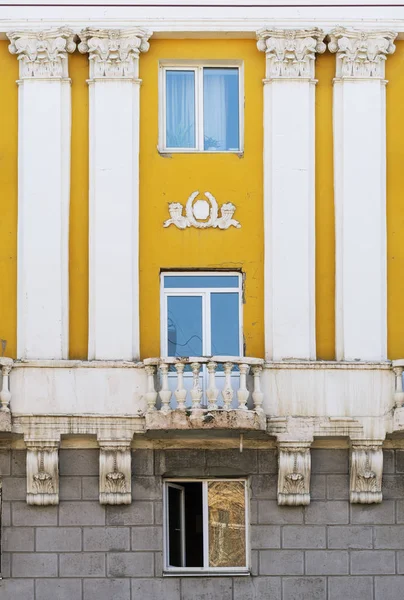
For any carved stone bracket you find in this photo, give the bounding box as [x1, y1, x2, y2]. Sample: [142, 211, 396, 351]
[8, 28, 76, 79]
[256, 28, 326, 79]
[277, 440, 311, 506]
[350, 440, 383, 504]
[328, 28, 397, 79]
[99, 439, 132, 505]
[78, 28, 151, 79]
[164, 191, 240, 230]
[25, 438, 60, 506]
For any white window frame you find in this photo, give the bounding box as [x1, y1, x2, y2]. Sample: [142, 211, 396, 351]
[163, 478, 250, 576]
[158, 60, 244, 154]
[160, 271, 243, 358]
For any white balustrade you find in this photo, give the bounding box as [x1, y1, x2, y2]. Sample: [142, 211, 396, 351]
[0, 363, 12, 412]
[144, 357, 264, 415]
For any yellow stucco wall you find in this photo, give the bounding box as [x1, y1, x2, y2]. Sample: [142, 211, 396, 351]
[69, 53, 89, 359]
[315, 52, 335, 360]
[386, 40, 404, 359]
[1, 39, 404, 361]
[139, 39, 264, 359]
[0, 41, 18, 358]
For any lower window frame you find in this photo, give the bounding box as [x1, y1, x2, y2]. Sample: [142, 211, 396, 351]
[163, 477, 251, 576]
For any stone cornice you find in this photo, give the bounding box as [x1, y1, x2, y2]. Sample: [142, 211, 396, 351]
[7, 28, 76, 79]
[256, 28, 326, 80]
[78, 27, 151, 79]
[328, 27, 397, 79]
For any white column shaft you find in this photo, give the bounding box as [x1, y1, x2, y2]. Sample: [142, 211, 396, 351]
[264, 79, 316, 360]
[88, 80, 140, 360]
[334, 80, 386, 360]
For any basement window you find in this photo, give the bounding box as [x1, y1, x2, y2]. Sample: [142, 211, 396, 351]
[164, 479, 249, 575]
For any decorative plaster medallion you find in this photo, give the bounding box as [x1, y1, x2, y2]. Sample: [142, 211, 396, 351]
[164, 191, 241, 230]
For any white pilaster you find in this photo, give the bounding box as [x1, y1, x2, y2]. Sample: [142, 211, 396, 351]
[79, 29, 150, 360]
[257, 29, 325, 361]
[8, 29, 75, 359]
[329, 28, 397, 361]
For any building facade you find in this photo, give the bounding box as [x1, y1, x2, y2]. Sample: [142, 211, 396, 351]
[2, 2, 404, 599]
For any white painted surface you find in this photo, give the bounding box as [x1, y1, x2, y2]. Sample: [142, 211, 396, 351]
[88, 78, 141, 360]
[330, 29, 396, 361]
[17, 77, 71, 359]
[10, 365, 147, 415]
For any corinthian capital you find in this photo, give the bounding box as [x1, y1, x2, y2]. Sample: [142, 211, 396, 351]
[328, 28, 397, 79]
[256, 28, 326, 79]
[78, 28, 151, 79]
[7, 28, 76, 79]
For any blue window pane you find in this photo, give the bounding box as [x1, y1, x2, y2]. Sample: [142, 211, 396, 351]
[167, 296, 203, 357]
[203, 68, 239, 151]
[211, 293, 240, 356]
[166, 70, 195, 148]
[164, 275, 239, 289]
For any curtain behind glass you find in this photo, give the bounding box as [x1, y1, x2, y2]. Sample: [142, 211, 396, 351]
[203, 68, 239, 151]
[166, 70, 196, 148]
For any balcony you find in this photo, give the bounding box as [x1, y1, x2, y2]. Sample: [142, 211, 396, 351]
[0, 356, 402, 440]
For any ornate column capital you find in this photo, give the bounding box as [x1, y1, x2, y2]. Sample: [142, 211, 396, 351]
[328, 28, 397, 79]
[256, 28, 326, 79]
[7, 28, 76, 79]
[78, 28, 151, 79]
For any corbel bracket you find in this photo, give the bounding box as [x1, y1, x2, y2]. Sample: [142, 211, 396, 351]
[99, 438, 132, 505]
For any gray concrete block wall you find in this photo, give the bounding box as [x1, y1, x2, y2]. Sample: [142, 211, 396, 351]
[1, 448, 404, 599]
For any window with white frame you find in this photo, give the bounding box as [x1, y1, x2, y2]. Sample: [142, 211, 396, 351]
[159, 62, 243, 152]
[161, 272, 243, 359]
[164, 479, 249, 574]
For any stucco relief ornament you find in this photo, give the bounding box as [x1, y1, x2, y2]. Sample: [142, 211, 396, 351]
[164, 191, 241, 230]
[256, 28, 326, 79]
[350, 441, 383, 504]
[328, 28, 396, 79]
[7, 28, 76, 79]
[277, 443, 311, 506]
[78, 28, 151, 78]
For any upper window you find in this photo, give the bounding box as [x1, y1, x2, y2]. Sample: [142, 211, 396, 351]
[159, 62, 243, 153]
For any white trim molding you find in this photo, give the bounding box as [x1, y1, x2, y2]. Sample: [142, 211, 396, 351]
[25, 438, 60, 506]
[257, 28, 324, 361]
[277, 439, 312, 506]
[349, 439, 383, 504]
[79, 28, 151, 361]
[98, 438, 132, 505]
[329, 28, 397, 362]
[8, 28, 75, 360]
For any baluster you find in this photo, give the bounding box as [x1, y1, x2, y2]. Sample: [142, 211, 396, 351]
[206, 361, 219, 410]
[252, 365, 264, 413]
[145, 365, 157, 413]
[159, 363, 172, 414]
[190, 362, 202, 412]
[174, 362, 187, 411]
[237, 363, 250, 410]
[0, 365, 12, 412]
[222, 362, 234, 410]
[393, 366, 404, 408]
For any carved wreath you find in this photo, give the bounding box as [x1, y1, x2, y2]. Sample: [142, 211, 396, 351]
[164, 191, 241, 230]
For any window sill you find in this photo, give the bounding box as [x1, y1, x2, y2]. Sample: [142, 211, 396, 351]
[158, 148, 244, 157]
[163, 569, 250, 577]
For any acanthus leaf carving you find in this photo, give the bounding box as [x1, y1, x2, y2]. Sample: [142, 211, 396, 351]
[256, 28, 326, 79]
[99, 440, 132, 505]
[277, 441, 311, 506]
[25, 438, 60, 506]
[164, 191, 241, 230]
[7, 28, 76, 79]
[328, 28, 397, 79]
[350, 440, 383, 504]
[78, 28, 151, 79]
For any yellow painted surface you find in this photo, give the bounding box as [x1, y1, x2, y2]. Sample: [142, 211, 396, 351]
[387, 40, 404, 359]
[315, 52, 335, 360]
[139, 40, 264, 359]
[69, 53, 89, 358]
[0, 41, 18, 358]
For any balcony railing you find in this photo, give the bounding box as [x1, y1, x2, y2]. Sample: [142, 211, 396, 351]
[143, 356, 265, 414]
